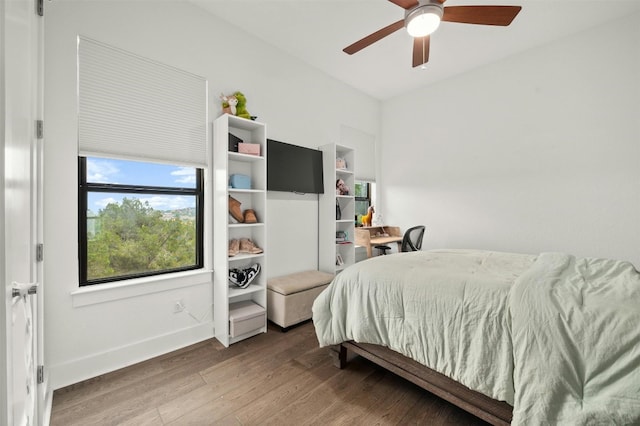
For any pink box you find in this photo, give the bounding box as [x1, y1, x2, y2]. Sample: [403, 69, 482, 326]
[238, 143, 260, 156]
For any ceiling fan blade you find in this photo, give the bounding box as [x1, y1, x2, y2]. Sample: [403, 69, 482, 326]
[412, 35, 430, 68]
[388, 0, 418, 9]
[442, 5, 522, 26]
[343, 19, 405, 55]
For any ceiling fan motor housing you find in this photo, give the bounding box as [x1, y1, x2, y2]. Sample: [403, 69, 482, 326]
[405, 0, 444, 37]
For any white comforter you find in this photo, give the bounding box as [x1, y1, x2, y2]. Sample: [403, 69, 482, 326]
[312, 249, 640, 424]
[510, 252, 640, 424]
[313, 249, 537, 405]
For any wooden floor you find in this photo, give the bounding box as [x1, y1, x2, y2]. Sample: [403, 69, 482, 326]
[51, 321, 489, 425]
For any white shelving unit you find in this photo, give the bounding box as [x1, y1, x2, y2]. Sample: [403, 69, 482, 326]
[318, 143, 355, 274]
[213, 114, 267, 347]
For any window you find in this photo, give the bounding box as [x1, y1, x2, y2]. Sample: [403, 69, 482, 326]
[78, 157, 204, 285]
[354, 181, 372, 220]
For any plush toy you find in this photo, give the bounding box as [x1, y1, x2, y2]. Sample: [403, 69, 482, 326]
[220, 91, 252, 120]
[220, 92, 238, 115]
[233, 92, 252, 120]
[362, 205, 374, 227]
[336, 179, 350, 195]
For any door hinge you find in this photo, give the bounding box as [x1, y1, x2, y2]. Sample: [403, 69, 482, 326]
[36, 120, 44, 139]
[36, 0, 44, 17]
[36, 243, 44, 262]
[37, 366, 44, 384]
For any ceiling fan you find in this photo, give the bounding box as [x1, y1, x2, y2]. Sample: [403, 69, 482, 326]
[343, 0, 522, 68]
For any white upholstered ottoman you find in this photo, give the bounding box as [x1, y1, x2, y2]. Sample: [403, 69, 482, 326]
[267, 270, 334, 330]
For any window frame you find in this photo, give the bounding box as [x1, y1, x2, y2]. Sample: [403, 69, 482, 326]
[354, 181, 372, 217]
[354, 181, 370, 201]
[78, 156, 204, 286]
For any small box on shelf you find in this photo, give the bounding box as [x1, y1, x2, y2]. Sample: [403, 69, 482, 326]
[229, 132, 242, 152]
[229, 300, 265, 338]
[238, 142, 261, 156]
[229, 174, 251, 189]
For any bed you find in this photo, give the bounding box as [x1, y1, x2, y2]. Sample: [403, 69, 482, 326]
[312, 249, 640, 425]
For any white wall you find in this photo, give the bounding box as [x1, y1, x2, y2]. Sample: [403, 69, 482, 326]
[380, 13, 640, 267]
[44, 1, 379, 389]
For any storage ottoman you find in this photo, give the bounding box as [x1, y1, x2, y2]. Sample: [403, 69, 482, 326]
[267, 270, 334, 330]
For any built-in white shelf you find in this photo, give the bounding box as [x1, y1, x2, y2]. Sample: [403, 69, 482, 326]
[213, 114, 268, 347]
[319, 143, 356, 274]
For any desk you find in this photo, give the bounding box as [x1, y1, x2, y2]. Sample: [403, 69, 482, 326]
[355, 226, 402, 258]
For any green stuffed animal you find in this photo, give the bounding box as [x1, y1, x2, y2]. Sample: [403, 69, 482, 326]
[233, 91, 251, 120]
[220, 91, 252, 119]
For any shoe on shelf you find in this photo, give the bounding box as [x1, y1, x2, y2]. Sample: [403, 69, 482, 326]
[228, 195, 244, 223]
[228, 263, 261, 288]
[243, 209, 258, 224]
[239, 238, 263, 254]
[243, 263, 261, 285]
[228, 239, 239, 257]
[229, 268, 250, 288]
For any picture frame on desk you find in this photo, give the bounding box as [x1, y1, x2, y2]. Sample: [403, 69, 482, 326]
[336, 254, 344, 266]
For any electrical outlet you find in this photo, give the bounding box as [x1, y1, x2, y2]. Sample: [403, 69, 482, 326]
[173, 300, 185, 313]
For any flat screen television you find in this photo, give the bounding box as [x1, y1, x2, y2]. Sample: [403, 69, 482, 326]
[267, 139, 324, 194]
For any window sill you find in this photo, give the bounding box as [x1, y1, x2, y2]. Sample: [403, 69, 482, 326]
[71, 269, 213, 307]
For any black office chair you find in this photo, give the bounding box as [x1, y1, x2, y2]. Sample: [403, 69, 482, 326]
[375, 225, 425, 255]
[374, 244, 391, 255]
[400, 225, 425, 252]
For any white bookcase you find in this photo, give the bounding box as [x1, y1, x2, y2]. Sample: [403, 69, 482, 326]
[318, 143, 355, 274]
[213, 114, 267, 347]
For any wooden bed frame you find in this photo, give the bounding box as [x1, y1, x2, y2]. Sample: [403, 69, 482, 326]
[330, 341, 513, 426]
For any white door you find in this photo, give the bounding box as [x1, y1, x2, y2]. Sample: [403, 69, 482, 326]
[2, 0, 44, 424]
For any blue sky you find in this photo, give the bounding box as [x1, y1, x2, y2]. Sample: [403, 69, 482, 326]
[87, 157, 196, 213]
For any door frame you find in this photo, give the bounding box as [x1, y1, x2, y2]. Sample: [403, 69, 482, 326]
[1, 0, 8, 421]
[1, 0, 46, 424]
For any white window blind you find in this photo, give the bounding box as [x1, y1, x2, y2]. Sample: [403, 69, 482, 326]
[78, 36, 207, 167]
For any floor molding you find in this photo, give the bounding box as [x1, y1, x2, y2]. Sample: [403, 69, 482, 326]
[49, 321, 213, 390]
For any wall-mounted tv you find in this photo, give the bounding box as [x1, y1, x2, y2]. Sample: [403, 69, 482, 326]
[267, 139, 324, 194]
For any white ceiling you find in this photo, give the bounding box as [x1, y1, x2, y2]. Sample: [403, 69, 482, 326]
[193, 0, 640, 100]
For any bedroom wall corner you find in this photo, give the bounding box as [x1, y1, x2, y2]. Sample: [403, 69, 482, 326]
[379, 12, 640, 267]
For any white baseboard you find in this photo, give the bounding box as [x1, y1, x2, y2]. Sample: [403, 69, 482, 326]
[48, 322, 213, 390]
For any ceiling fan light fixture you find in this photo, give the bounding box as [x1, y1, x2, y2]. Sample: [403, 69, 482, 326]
[406, 3, 443, 38]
